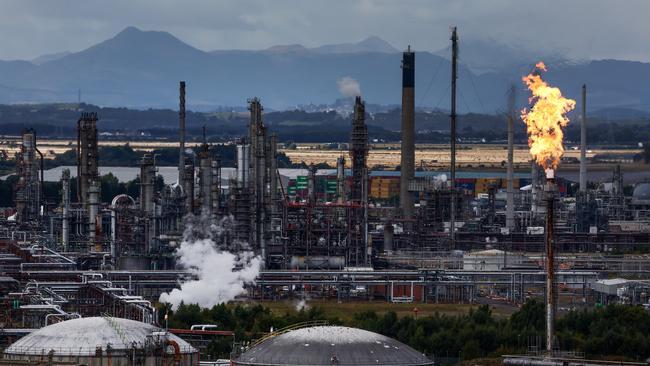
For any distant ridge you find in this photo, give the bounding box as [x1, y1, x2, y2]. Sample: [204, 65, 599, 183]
[0, 26, 650, 113]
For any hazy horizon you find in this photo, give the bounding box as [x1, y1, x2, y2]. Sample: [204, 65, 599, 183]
[1, 0, 649, 62]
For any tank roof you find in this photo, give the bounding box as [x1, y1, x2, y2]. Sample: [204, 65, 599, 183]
[234, 325, 432, 366]
[4, 317, 196, 356]
[633, 183, 650, 201]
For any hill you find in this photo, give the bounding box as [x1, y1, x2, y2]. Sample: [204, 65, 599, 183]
[1, 27, 650, 113]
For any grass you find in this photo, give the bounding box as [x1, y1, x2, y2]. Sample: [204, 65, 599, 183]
[247, 299, 517, 322]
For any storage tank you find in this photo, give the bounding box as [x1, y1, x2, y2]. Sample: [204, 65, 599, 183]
[232, 325, 432, 366]
[3, 317, 199, 365]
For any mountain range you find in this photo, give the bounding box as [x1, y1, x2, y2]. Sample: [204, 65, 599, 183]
[1, 26, 650, 115]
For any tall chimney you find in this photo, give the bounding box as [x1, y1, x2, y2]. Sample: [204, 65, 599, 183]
[450, 27, 458, 247]
[579, 84, 587, 193]
[506, 85, 516, 230]
[400, 46, 415, 221]
[179, 81, 186, 185]
[545, 172, 556, 356]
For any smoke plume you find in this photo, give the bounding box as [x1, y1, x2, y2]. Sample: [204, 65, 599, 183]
[159, 215, 262, 310]
[337, 76, 361, 97]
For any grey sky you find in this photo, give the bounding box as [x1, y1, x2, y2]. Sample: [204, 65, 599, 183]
[0, 0, 648, 62]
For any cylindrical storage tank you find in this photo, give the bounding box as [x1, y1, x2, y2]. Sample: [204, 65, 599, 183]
[232, 325, 432, 366]
[3, 317, 199, 365]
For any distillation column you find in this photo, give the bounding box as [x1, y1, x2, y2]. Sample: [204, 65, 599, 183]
[197, 143, 213, 217]
[77, 112, 99, 211]
[212, 156, 221, 218]
[139, 154, 156, 251]
[15, 129, 41, 223]
[88, 181, 100, 252]
[182, 156, 195, 215]
[269, 133, 278, 215]
[61, 169, 71, 251]
[350, 96, 369, 265]
[336, 156, 346, 203]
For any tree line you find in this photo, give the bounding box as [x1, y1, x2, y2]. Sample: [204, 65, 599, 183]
[162, 300, 650, 362]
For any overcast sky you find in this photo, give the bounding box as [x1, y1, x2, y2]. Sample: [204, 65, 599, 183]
[0, 0, 648, 62]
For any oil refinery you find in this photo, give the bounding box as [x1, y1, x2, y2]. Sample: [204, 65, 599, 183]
[1, 23, 650, 366]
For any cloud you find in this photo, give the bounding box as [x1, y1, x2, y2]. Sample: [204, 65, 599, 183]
[0, 0, 648, 62]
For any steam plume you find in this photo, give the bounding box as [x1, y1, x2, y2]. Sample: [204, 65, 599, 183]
[159, 215, 262, 309]
[337, 76, 361, 97]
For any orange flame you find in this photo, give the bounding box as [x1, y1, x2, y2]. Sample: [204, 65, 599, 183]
[521, 62, 575, 170]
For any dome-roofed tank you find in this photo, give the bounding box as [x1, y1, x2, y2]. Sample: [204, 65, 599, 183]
[3, 317, 199, 365]
[632, 183, 650, 204]
[232, 325, 433, 366]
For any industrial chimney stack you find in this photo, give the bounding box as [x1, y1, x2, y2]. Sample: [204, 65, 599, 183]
[545, 172, 557, 355]
[400, 46, 415, 222]
[580, 84, 587, 193]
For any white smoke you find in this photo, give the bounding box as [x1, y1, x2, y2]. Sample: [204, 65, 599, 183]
[337, 76, 361, 97]
[294, 298, 309, 311]
[159, 215, 262, 310]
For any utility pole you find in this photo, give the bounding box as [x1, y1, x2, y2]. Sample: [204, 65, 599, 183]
[450, 27, 458, 248]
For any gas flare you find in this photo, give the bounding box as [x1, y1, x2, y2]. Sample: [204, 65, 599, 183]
[521, 62, 576, 170]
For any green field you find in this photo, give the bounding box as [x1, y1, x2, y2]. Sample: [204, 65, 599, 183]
[248, 300, 518, 322]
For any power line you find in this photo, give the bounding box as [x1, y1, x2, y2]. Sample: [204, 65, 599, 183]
[433, 83, 451, 111]
[459, 90, 472, 115]
[417, 45, 449, 108]
[459, 55, 487, 114]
